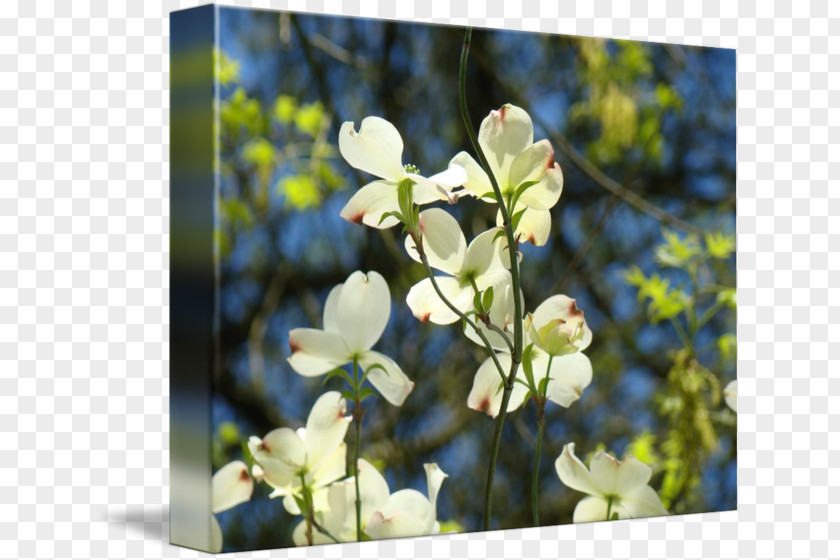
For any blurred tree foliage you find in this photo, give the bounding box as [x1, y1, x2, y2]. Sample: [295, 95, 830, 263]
[207, 9, 736, 551]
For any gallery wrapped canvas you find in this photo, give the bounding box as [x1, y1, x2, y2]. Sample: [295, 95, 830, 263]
[170, 4, 736, 553]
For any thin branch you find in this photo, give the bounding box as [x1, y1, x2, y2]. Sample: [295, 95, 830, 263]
[417, 250, 508, 384]
[470, 51, 701, 235]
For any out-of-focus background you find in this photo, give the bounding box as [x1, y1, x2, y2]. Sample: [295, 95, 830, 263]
[212, 7, 736, 551]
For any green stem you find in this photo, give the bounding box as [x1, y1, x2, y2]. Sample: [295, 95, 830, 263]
[606, 496, 614, 521]
[469, 276, 514, 353]
[670, 317, 695, 357]
[300, 473, 341, 544]
[531, 355, 551, 525]
[417, 249, 508, 384]
[459, 27, 524, 532]
[352, 358, 362, 542]
[531, 405, 545, 525]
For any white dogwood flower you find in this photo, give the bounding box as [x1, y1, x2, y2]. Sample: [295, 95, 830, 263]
[467, 329, 593, 418]
[288, 270, 414, 406]
[210, 460, 254, 553]
[339, 116, 467, 228]
[451, 103, 563, 245]
[555, 443, 668, 523]
[405, 208, 510, 325]
[247, 391, 351, 516]
[526, 295, 593, 356]
[724, 380, 737, 412]
[292, 459, 448, 545]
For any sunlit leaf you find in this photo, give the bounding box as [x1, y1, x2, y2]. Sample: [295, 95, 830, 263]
[278, 174, 322, 210]
[705, 231, 735, 259]
[294, 101, 325, 137]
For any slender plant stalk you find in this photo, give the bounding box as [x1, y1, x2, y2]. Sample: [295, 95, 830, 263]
[351, 357, 362, 541]
[416, 248, 509, 383]
[300, 473, 341, 544]
[459, 27, 525, 531]
[531, 407, 545, 525]
[531, 355, 552, 525]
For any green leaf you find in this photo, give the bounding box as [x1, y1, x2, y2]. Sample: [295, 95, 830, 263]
[340, 390, 356, 401]
[293, 493, 307, 514]
[610, 512, 619, 521]
[217, 421, 240, 445]
[509, 179, 540, 211]
[622, 265, 647, 288]
[363, 362, 389, 378]
[717, 333, 736, 361]
[510, 207, 528, 233]
[655, 229, 700, 268]
[324, 367, 354, 387]
[358, 387, 378, 403]
[278, 174, 322, 210]
[274, 94, 298, 124]
[397, 179, 416, 230]
[241, 138, 275, 169]
[473, 290, 483, 314]
[716, 288, 736, 309]
[378, 211, 404, 227]
[482, 286, 494, 312]
[294, 101, 325, 137]
[705, 231, 735, 259]
[521, 343, 537, 393]
[438, 520, 465, 533]
[220, 198, 254, 228]
[214, 48, 240, 86]
[492, 228, 507, 244]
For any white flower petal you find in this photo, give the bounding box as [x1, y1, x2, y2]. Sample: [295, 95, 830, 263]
[310, 442, 347, 491]
[365, 509, 425, 540]
[724, 380, 737, 412]
[450, 151, 494, 199]
[406, 277, 471, 325]
[359, 350, 414, 406]
[463, 229, 507, 276]
[335, 270, 391, 353]
[478, 104, 534, 188]
[414, 208, 467, 274]
[572, 496, 630, 523]
[503, 205, 552, 246]
[304, 391, 352, 471]
[211, 460, 253, 514]
[249, 428, 307, 490]
[539, 352, 593, 408]
[555, 442, 602, 497]
[426, 162, 468, 188]
[282, 492, 301, 515]
[339, 180, 400, 229]
[423, 463, 448, 533]
[406, 174, 451, 205]
[287, 328, 351, 377]
[589, 451, 651, 497]
[339, 117, 405, 182]
[519, 163, 563, 211]
[620, 485, 669, 519]
[385, 489, 430, 521]
[357, 458, 392, 523]
[507, 139, 554, 192]
[467, 353, 529, 417]
[323, 284, 342, 333]
[210, 514, 223, 553]
[528, 295, 592, 355]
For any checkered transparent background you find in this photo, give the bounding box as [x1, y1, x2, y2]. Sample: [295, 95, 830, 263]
[0, 0, 836, 558]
